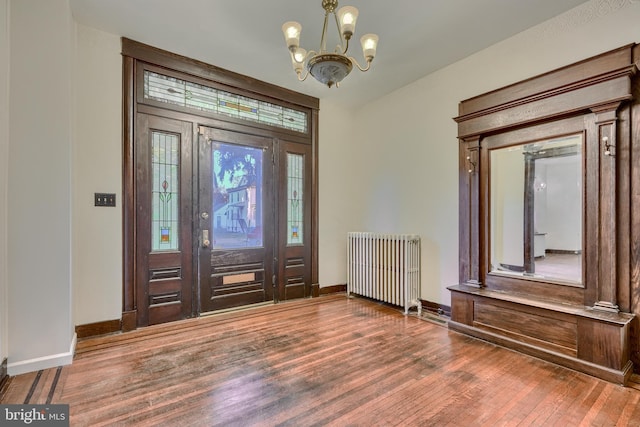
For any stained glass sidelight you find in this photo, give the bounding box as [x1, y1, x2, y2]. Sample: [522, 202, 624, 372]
[287, 153, 304, 245]
[144, 71, 308, 133]
[151, 131, 180, 251]
[212, 142, 263, 249]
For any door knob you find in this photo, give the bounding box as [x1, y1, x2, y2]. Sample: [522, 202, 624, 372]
[201, 212, 209, 220]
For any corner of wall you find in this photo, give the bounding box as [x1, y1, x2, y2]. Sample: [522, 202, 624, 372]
[7, 333, 76, 376]
[7, 0, 75, 374]
[0, 0, 10, 368]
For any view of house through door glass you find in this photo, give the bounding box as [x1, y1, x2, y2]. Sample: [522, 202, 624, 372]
[198, 128, 275, 313]
[212, 142, 263, 249]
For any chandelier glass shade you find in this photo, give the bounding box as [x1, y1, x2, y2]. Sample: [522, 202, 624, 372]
[282, 0, 379, 88]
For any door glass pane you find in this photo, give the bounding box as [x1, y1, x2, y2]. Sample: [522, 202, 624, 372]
[144, 71, 308, 133]
[212, 142, 263, 249]
[151, 131, 180, 251]
[287, 153, 304, 245]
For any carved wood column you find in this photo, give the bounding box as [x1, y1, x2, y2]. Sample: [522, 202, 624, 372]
[591, 103, 622, 312]
[460, 137, 482, 287]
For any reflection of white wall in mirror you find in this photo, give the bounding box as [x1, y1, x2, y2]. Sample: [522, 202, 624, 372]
[491, 147, 524, 268]
[544, 157, 582, 251]
[534, 165, 548, 234]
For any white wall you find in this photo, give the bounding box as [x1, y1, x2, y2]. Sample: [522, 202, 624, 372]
[7, 0, 75, 375]
[73, 24, 122, 326]
[545, 161, 582, 251]
[491, 148, 525, 268]
[0, 0, 9, 368]
[317, 100, 358, 287]
[333, 0, 640, 306]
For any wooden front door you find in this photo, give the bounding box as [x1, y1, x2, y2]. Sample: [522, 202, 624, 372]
[276, 140, 313, 301]
[123, 39, 319, 329]
[197, 128, 314, 312]
[132, 119, 315, 325]
[198, 127, 275, 312]
[135, 114, 194, 326]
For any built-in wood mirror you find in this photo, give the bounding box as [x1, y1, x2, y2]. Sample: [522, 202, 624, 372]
[449, 44, 640, 385]
[490, 134, 582, 286]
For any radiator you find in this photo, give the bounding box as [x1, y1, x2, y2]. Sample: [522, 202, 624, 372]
[347, 232, 421, 315]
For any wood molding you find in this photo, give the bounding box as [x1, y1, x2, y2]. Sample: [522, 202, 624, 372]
[459, 137, 482, 287]
[121, 311, 137, 332]
[122, 55, 135, 316]
[457, 44, 636, 117]
[121, 38, 319, 110]
[449, 285, 634, 384]
[319, 284, 347, 295]
[448, 320, 633, 385]
[76, 320, 122, 339]
[454, 45, 637, 140]
[420, 299, 451, 317]
[311, 283, 320, 297]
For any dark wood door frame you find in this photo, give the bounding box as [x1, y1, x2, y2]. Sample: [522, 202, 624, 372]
[121, 38, 319, 330]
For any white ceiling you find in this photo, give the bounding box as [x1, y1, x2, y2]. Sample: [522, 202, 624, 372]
[69, 0, 590, 108]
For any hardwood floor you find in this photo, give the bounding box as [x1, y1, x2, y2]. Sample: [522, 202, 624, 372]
[2, 294, 640, 426]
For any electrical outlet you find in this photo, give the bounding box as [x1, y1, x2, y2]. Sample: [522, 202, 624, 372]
[95, 193, 116, 207]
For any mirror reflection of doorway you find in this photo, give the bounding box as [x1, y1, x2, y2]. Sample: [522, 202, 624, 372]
[490, 134, 583, 285]
[531, 152, 582, 283]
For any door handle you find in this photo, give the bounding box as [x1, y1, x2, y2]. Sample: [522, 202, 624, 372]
[202, 229, 210, 248]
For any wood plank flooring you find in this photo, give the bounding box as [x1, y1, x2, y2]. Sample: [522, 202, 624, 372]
[2, 294, 640, 426]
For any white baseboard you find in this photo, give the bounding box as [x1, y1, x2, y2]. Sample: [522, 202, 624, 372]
[7, 333, 77, 376]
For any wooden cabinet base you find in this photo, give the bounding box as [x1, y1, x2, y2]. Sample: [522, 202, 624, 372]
[448, 285, 634, 385]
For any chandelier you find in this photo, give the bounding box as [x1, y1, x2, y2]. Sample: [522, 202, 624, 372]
[282, 0, 379, 88]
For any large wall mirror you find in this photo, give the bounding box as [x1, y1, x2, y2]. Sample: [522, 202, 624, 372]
[451, 44, 639, 385]
[490, 133, 583, 286]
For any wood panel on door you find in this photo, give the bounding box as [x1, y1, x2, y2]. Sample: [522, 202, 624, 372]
[198, 127, 275, 313]
[277, 140, 312, 301]
[135, 114, 193, 326]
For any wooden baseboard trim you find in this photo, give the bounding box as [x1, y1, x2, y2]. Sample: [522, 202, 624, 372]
[319, 284, 347, 295]
[448, 320, 632, 385]
[311, 283, 320, 298]
[121, 310, 137, 332]
[0, 357, 8, 395]
[76, 319, 122, 339]
[420, 299, 451, 317]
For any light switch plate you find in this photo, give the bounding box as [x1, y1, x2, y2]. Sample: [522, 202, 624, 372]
[95, 193, 116, 207]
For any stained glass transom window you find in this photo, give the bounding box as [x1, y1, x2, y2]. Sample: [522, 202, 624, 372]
[287, 153, 304, 245]
[212, 142, 263, 249]
[151, 131, 180, 251]
[144, 71, 308, 133]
